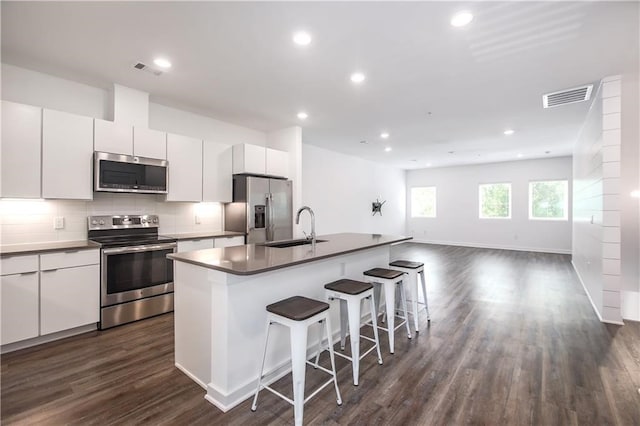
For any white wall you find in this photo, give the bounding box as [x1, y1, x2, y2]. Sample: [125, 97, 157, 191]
[267, 127, 303, 237]
[572, 76, 630, 324]
[301, 144, 406, 236]
[620, 72, 640, 321]
[406, 157, 573, 253]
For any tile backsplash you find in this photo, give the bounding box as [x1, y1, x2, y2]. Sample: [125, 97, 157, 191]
[0, 193, 223, 245]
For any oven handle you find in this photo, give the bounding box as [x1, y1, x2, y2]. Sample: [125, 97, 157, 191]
[102, 242, 177, 255]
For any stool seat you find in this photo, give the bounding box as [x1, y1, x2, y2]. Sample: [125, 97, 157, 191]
[324, 279, 373, 295]
[390, 260, 424, 269]
[363, 268, 404, 280]
[267, 296, 329, 321]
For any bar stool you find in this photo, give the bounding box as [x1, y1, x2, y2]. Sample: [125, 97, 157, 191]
[363, 268, 412, 354]
[389, 260, 431, 332]
[251, 296, 342, 426]
[321, 279, 383, 386]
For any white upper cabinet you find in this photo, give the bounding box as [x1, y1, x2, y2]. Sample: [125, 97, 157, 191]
[134, 127, 166, 159]
[166, 133, 203, 202]
[1, 101, 42, 198]
[42, 109, 94, 200]
[94, 119, 133, 155]
[266, 148, 289, 178]
[233, 143, 266, 175]
[233, 143, 289, 178]
[203, 141, 232, 202]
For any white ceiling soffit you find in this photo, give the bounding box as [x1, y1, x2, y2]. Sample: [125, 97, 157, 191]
[543, 84, 594, 108]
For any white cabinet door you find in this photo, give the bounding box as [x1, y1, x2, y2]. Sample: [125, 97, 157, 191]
[213, 236, 245, 248]
[1, 272, 39, 345]
[266, 148, 289, 178]
[233, 144, 266, 175]
[40, 264, 100, 335]
[166, 133, 203, 202]
[177, 239, 215, 252]
[42, 109, 94, 200]
[203, 141, 232, 202]
[94, 119, 133, 155]
[1, 101, 42, 198]
[134, 127, 166, 159]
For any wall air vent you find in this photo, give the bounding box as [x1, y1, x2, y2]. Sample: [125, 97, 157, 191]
[132, 62, 163, 77]
[543, 84, 593, 108]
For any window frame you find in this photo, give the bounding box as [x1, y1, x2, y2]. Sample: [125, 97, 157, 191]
[528, 179, 569, 221]
[478, 182, 512, 219]
[410, 186, 437, 218]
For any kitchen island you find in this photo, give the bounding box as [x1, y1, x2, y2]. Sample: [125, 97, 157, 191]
[168, 233, 411, 411]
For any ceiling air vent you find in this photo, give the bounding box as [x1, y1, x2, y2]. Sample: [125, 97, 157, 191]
[543, 84, 593, 108]
[132, 62, 163, 77]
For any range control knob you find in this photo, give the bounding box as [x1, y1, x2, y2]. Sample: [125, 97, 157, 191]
[91, 220, 98, 225]
[153, 218, 159, 224]
[99, 220, 105, 225]
[141, 219, 147, 224]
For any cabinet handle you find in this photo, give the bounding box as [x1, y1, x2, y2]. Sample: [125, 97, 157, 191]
[64, 250, 79, 254]
[20, 271, 38, 276]
[41, 268, 58, 272]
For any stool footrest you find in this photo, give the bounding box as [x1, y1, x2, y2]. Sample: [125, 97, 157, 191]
[262, 385, 294, 406]
[304, 378, 336, 404]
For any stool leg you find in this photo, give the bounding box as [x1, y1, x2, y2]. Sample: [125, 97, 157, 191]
[290, 322, 308, 426]
[411, 271, 419, 333]
[346, 296, 362, 385]
[368, 295, 383, 365]
[324, 315, 343, 405]
[399, 281, 412, 339]
[251, 320, 272, 411]
[373, 283, 382, 323]
[420, 270, 431, 322]
[383, 280, 396, 354]
[339, 299, 348, 350]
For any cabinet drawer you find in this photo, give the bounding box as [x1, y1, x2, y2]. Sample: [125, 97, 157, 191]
[177, 239, 214, 252]
[40, 249, 99, 271]
[1, 255, 39, 275]
[213, 236, 245, 248]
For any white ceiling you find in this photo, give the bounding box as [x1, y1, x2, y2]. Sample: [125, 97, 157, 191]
[2, 1, 638, 169]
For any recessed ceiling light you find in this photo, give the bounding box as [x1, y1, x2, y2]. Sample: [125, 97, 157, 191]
[153, 58, 172, 69]
[545, 150, 551, 154]
[384, 147, 392, 152]
[297, 111, 308, 120]
[451, 11, 474, 27]
[293, 31, 312, 46]
[504, 129, 515, 135]
[350, 72, 366, 84]
[380, 132, 389, 139]
[426, 163, 432, 167]
[517, 153, 524, 158]
[359, 140, 368, 144]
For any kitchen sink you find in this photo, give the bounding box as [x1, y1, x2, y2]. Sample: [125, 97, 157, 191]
[263, 239, 328, 248]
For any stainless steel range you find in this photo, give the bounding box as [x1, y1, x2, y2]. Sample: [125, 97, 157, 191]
[88, 214, 177, 329]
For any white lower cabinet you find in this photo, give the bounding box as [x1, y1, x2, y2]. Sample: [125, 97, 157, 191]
[0, 249, 100, 347]
[1, 271, 39, 345]
[177, 238, 214, 252]
[214, 236, 245, 248]
[40, 264, 100, 335]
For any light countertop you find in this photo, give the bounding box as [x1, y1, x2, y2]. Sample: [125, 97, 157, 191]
[163, 231, 245, 241]
[167, 233, 411, 275]
[0, 240, 101, 257]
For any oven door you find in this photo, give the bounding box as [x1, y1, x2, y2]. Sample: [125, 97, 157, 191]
[101, 242, 176, 307]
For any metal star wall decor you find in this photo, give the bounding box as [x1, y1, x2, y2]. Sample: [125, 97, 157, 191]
[371, 198, 386, 216]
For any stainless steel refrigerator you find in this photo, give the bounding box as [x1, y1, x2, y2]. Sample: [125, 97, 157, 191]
[224, 175, 293, 244]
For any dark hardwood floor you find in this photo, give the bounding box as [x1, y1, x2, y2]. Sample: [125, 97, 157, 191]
[2, 243, 639, 425]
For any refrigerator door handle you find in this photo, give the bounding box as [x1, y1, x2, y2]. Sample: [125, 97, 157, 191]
[265, 193, 273, 241]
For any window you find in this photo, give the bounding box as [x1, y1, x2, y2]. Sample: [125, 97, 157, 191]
[411, 186, 436, 218]
[529, 180, 569, 220]
[479, 183, 511, 219]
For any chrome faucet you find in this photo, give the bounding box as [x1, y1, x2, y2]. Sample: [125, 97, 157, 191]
[295, 206, 316, 249]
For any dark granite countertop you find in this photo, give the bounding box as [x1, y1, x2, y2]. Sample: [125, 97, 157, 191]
[163, 231, 246, 241]
[167, 233, 411, 276]
[0, 240, 101, 257]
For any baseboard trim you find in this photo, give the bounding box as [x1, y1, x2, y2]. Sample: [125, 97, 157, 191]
[1, 323, 97, 354]
[408, 238, 571, 255]
[570, 261, 625, 325]
[175, 362, 207, 390]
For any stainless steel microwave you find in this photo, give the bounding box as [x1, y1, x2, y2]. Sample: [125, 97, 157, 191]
[94, 152, 169, 194]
